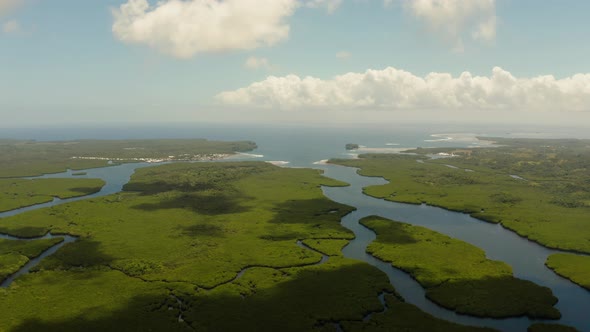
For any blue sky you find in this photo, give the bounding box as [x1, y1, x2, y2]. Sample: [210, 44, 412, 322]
[1, 0, 589, 126]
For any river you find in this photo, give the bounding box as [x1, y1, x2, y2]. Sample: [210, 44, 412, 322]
[1, 124, 589, 331]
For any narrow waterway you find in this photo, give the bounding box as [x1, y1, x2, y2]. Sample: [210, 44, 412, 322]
[1, 163, 150, 219]
[0, 163, 153, 288]
[319, 164, 590, 332]
[0, 156, 589, 331]
[0, 233, 77, 288]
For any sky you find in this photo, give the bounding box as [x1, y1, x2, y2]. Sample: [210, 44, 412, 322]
[1, 0, 590, 127]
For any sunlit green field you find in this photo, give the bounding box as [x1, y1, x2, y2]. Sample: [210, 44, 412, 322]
[2, 136, 584, 330]
[330, 154, 590, 254]
[329, 138, 590, 294]
[546, 254, 590, 291]
[360, 216, 559, 319]
[0, 161, 495, 331]
[330, 138, 590, 254]
[0, 178, 105, 212]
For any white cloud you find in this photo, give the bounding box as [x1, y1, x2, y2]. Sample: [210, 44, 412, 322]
[398, 0, 497, 49]
[0, 0, 23, 16]
[112, 0, 340, 59]
[305, 0, 342, 13]
[472, 15, 496, 42]
[244, 56, 273, 70]
[2, 19, 19, 34]
[216, 67, 590, 112]
[112, 0, 299, 59]
[336, 51, 352, 59]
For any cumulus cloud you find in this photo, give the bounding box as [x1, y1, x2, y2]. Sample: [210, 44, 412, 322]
[2, 19, 19, 34]
[112, 0, 299, 59]
[0, 0, 23, 16]
[398, 0, 497, 49]
[244, 56, 273, 70]
[112, 0, 340, 59]
[216, 67, 590, 112]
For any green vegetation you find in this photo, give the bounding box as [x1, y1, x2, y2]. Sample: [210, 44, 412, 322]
[546, 253, 590, 290]
[0, 238, 64, 281]
[0, 269, 177, 331]
[302, 239, 351, 256]
[0, 139, 257, 177]
[0, 162, 354, 287]
[0, 161, 502, 331]
[360, 215, 559, 319]
[0, 178, 105, 212]
[0, 238, 64, 259]
[346, 143, 360, 150]
[329, 137, 590, 255]
[330, 137, 590, 296]
[342, 294, 497, 332]
[0, 254, 28, 282]
[0, 162, 382, 330]
[528, 323, 579, 332]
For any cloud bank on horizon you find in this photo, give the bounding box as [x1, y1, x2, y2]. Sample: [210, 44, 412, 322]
[217, 67, 590, 112]
[4, 0, 590, 126]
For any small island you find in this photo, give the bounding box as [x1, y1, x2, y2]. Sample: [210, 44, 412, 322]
[345, 143, 359, 150]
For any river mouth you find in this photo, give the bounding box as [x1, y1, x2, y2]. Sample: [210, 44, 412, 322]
[0, 142, 589, 331]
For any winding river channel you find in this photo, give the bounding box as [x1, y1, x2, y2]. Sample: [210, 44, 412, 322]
[1, 140, 589, 331]
[319, 164, 590, 331]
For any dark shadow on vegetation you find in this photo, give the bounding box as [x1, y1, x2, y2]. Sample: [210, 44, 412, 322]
[12, 293, 186, 332]
[426, 276, 560, 319]
[490, 192, 523, 205]
[178, 223, 224, 238]
[124, 180, 218, 195]
[123, 162, 273, 196]
[132, 191, 250, 216]
[35, 239, 114, 271]
[360, 216, 560, 320]
[341, 294, 496, 332]
[268, 199, 352, 225]
[260, 198, 354, 240]
[359, 218, 419, 245]
[259, 232, 305, 241]
[12, 263, 390, 332]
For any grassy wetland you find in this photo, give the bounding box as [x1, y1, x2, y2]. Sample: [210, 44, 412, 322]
[0, 139, 257, 177]
[359, 216, 559, 319]
[330, 137, 590, 293]
[545, 254, 590, 291]
[0, 159, 498, 331]
[0, 238, 64, 281]
[341, 294, 496, 332]
[0, 178, 105, 212]
[1, 135, 587, 331]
